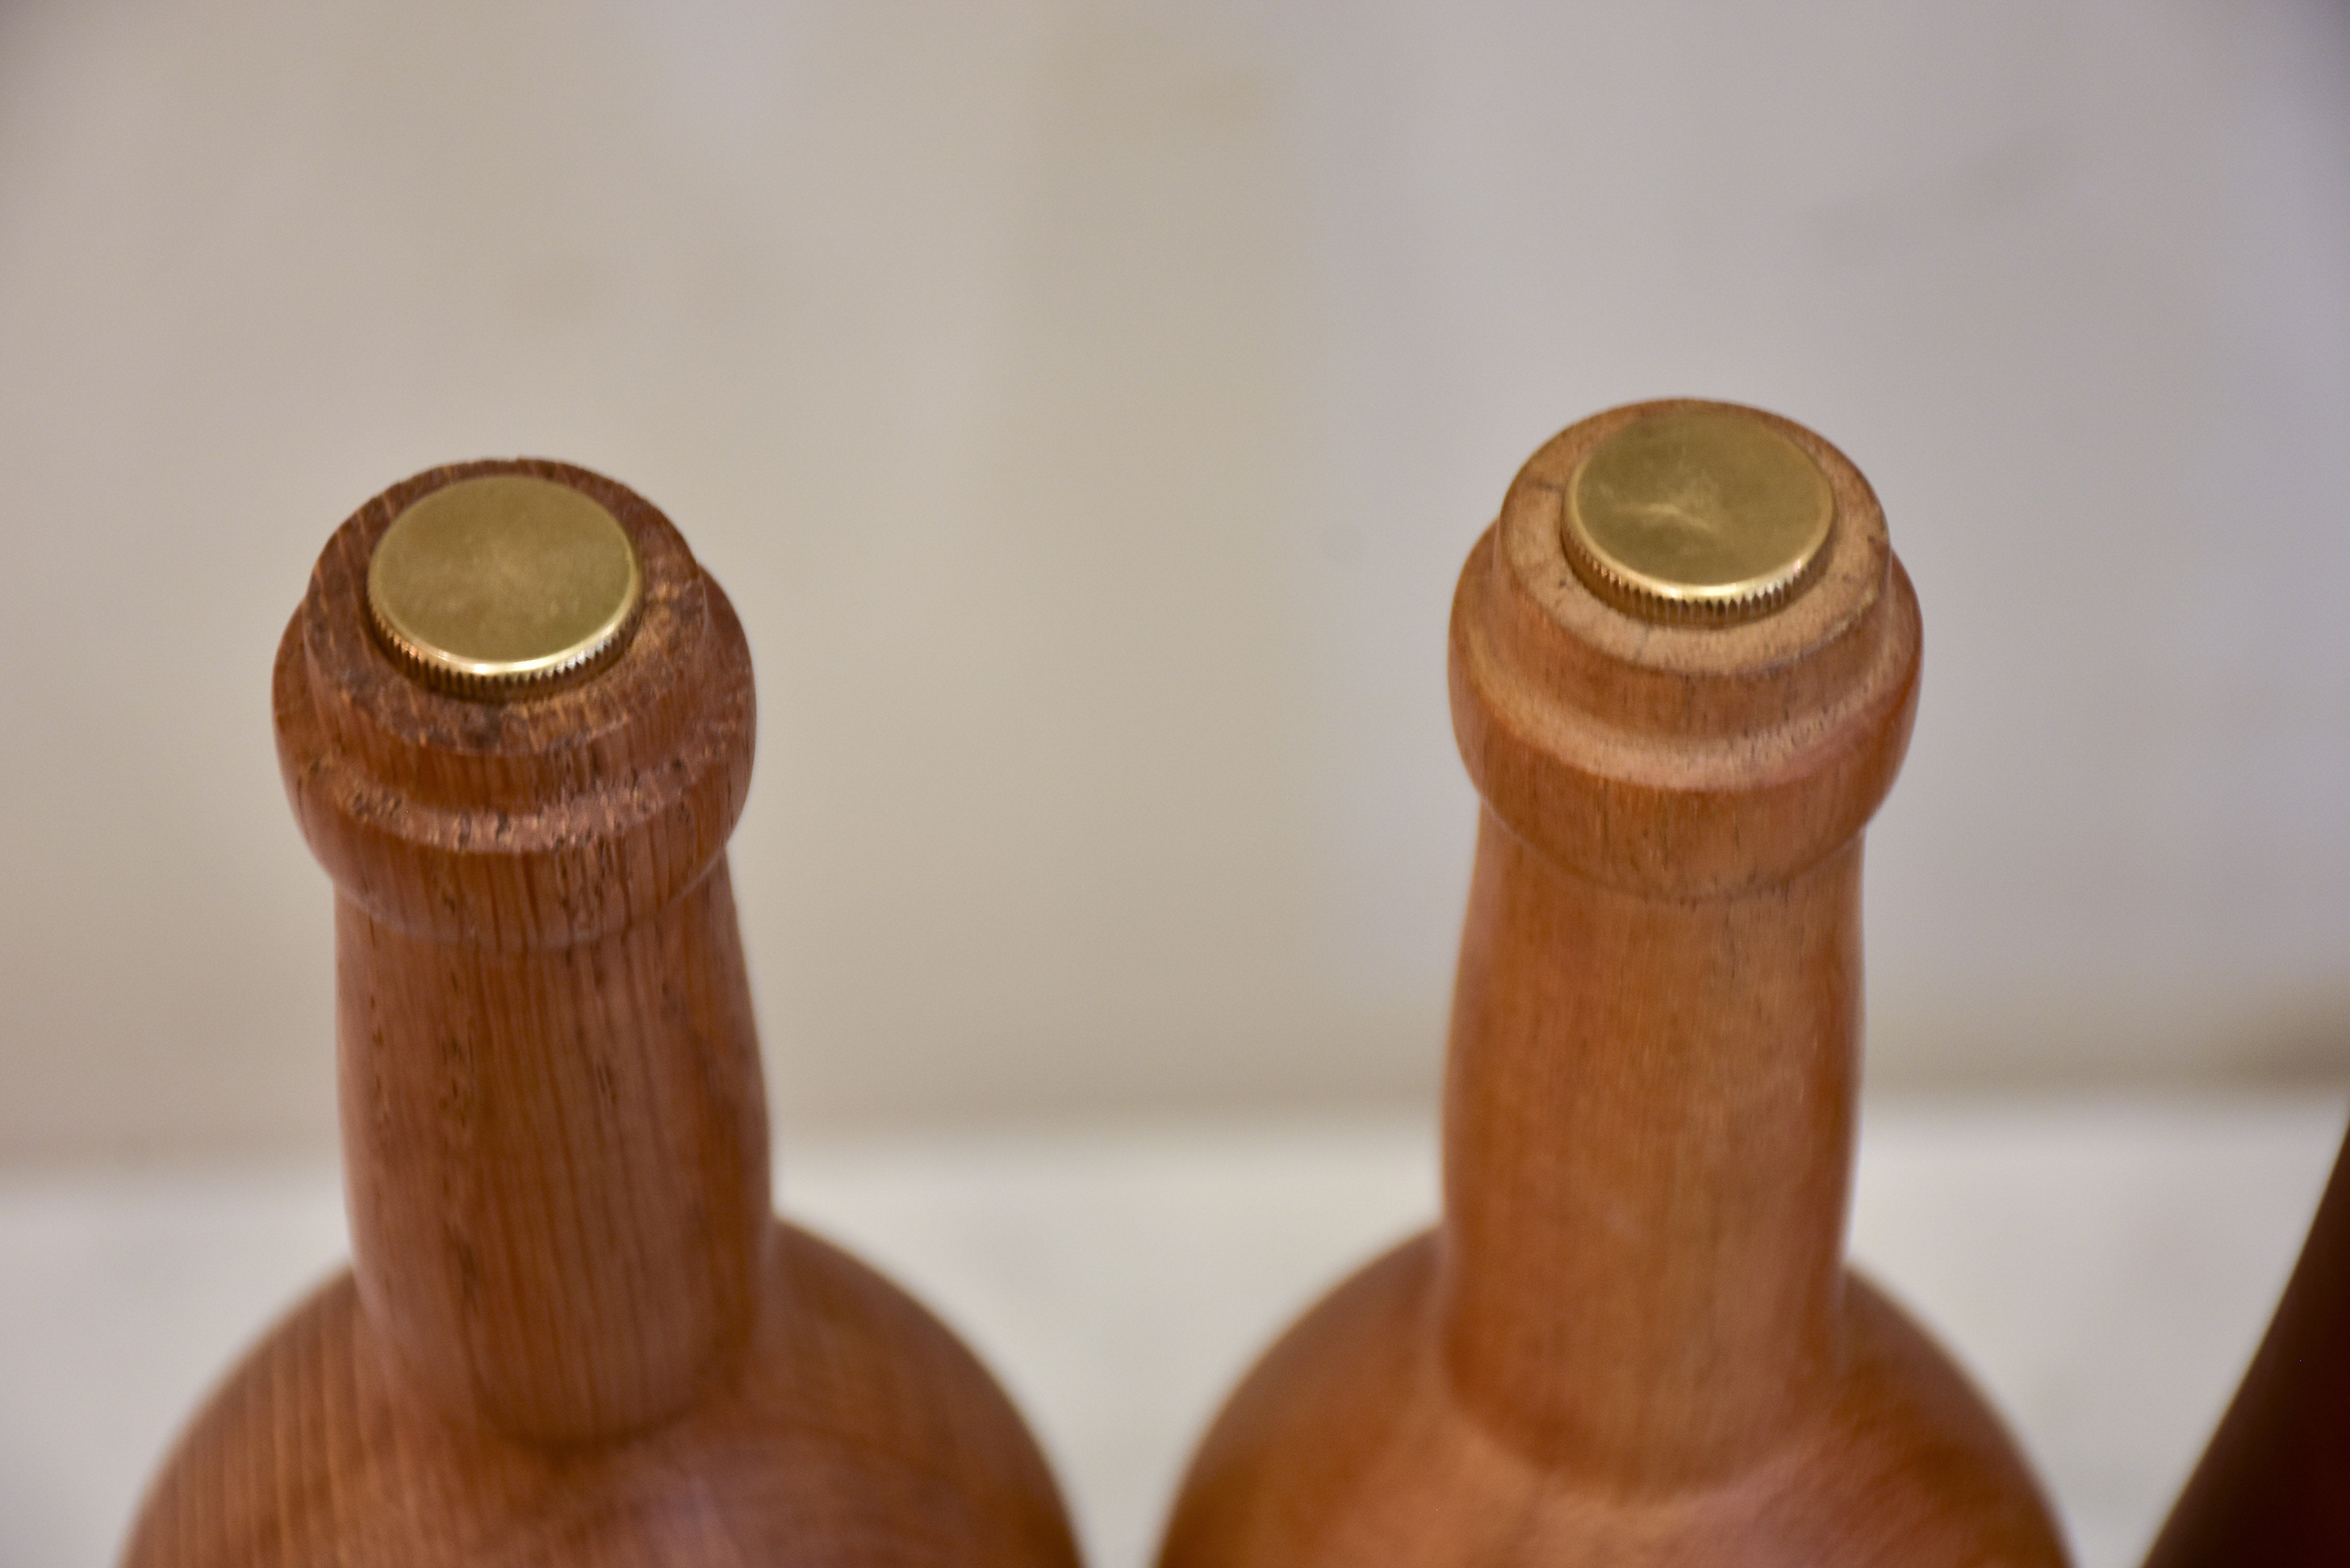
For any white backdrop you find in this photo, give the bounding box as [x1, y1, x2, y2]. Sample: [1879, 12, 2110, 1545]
[2, 0, 2346, 1161]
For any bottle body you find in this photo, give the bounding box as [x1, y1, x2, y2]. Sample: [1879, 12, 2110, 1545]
[1158, 402, 2066, 1568]
[2144, 1124, 2350, 1566]
[1161, 824, 2056, 1567]
[122, 459, 1079, 1568]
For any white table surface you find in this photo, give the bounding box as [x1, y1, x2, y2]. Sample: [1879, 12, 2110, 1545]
[3, 1093, 2341, 1568]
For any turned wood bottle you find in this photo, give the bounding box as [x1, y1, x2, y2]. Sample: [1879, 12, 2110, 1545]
[2143, 1127, 2350, 1565]
[1157, 402, 2068, 1566]
[123, 460, 1081, 1568]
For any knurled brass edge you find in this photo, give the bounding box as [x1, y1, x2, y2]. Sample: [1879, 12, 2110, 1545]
[1560, 514, 1835, 627]
[365, 580, 643, 702]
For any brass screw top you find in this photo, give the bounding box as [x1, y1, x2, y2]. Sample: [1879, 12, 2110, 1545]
[1563, 405, 1836, 624]
[366, 475, 642, 698]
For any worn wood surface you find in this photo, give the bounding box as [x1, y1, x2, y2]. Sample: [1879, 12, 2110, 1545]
[122, 460, 1079, 1567]
[1158, 402, 2069, 1567]
[2143, 1123, 2350, 1566]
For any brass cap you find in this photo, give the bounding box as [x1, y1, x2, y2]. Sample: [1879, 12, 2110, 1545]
[366, 475, 642, 699]
[1563, 405, 1835, 624]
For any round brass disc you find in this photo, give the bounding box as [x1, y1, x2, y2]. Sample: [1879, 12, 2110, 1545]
[1564, 406, 1835, 624]
[367, 476, 642, 697]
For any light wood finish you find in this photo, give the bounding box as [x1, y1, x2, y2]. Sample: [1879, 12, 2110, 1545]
[2144, 1123, 2350, 1565]
[122, 459, 1080, 1567]
[1157, 402, 2068, 1567]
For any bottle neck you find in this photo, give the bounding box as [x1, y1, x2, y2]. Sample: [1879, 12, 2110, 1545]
[338, 858, 773, 1444]
[1437, 812, 1862, 1484]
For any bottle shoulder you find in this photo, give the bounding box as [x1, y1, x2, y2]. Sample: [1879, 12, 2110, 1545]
[121, 1225, 1079, 1568]
[1161, 1234, 2066, 1568]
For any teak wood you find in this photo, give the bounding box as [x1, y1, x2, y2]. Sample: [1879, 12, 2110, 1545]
[2143, 1122, 2350, 1565]
[1156, 402, 2069, 1568]
[121, 460, 1081, 1568]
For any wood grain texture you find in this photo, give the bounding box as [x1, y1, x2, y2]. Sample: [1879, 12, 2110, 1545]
[1157, 402, 2069, 1568]
[2143, 1123, 2350, 1566]
[122, 460, 1080, 1567]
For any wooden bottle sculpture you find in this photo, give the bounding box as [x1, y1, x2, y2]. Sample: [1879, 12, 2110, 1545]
[2142, 1126, 2350, 1565]
[123, 460, 1081, 1568]
[1157, 402, 2068, 1567]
